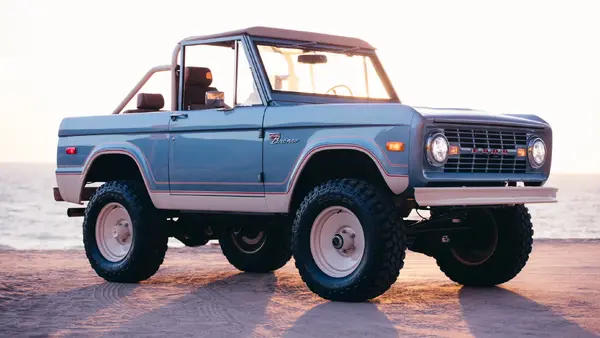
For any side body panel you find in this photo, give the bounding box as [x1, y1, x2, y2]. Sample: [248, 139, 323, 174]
[55, 112, 172, 205]
[262, 103, 417, 212]
[55, 103, 418, 214]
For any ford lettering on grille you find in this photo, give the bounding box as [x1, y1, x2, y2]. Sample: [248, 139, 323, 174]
[442, 128, 528, 173]
[471, 148, 509, 155]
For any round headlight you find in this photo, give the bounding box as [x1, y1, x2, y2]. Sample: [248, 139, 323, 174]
[528, 137, 546, 168]
[427, 133, 449, 166]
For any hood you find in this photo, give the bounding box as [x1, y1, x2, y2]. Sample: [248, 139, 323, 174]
[411, 106, 550, 129]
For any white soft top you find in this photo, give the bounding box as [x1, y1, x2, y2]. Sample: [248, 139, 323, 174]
[180, 26, 375, 50]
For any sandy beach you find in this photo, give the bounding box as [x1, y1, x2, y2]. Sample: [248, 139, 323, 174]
[1, 239, 599, 337]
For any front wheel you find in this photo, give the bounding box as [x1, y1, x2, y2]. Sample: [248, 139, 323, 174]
[434, 205, 534, 286]
[292, 179, 407, 302]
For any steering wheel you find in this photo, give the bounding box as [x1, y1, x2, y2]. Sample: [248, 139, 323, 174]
[326, 84, 353, 96]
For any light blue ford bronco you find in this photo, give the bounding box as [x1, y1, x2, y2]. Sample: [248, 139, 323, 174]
[53, 27, 558, 302]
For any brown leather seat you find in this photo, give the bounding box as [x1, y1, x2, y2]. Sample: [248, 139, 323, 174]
[123, 93, 165, 114]
[183, 67, 219, 110]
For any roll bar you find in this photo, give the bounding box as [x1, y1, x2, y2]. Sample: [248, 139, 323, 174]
[112, 44, 181, 114]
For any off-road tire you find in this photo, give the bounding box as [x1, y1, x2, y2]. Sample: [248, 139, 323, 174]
[219, 225, 293, 273]
[83, 180, 168, 282]
[435, 205, 533, 286]
[292, 179, 407, 302]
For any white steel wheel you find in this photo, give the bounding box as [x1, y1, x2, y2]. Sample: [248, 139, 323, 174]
[95, 202, 133, 262]
[310, 206, 365, 278]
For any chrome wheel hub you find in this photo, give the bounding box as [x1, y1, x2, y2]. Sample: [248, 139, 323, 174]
[331, 227, 356, 255]
[112, 220, 131, 243]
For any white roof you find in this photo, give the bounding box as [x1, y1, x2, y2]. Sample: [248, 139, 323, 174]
[181, 26, 375, 49]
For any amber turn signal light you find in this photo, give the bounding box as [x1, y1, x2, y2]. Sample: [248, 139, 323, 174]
[386, 142, 405, 152]
[449, 145, 459, 155]
[517, 148, 527, 157]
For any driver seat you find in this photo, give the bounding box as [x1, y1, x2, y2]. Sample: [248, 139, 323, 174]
[183, 67, 219, 110]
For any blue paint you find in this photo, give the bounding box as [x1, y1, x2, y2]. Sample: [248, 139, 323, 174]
[168, 106, 265, 194]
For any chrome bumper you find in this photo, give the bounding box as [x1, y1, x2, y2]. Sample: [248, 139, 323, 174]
[414, 186, 558, 207]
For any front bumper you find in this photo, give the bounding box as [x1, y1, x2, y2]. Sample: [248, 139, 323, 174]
[414, 186, 558, 207]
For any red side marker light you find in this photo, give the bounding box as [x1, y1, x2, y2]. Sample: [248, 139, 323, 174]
[66, 147, 77, 155]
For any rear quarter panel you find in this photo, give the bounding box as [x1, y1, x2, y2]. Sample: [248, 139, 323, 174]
[55, 112, 171, 204]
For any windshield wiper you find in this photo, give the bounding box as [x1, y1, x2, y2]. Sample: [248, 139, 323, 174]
[340, 46, 362, 55]
[287, 41, 318, 49]
[279, 41, 362, 55]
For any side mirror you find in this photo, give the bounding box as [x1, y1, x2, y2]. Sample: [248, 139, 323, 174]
[205, 91, 225, 108]
[298, 54, 328, 64]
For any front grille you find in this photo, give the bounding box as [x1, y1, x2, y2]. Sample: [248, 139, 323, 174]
[443, 128, 528, 173]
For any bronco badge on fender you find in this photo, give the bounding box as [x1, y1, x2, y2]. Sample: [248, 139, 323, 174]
[269, 133, 299, 145]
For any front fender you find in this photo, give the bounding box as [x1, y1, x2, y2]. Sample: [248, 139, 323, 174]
[286, 136, 410, 195]
[264, 130, 411, 213]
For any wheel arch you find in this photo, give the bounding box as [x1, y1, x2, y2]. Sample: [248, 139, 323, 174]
[79, 147, 155, 204]
[286, 145, 408, 213]
[84, 153, 144, 181]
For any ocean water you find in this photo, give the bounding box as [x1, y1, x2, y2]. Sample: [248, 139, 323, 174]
[0, 162, 598, 250]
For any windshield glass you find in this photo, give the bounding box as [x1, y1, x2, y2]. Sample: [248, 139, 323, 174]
[256, 44, 391, 100]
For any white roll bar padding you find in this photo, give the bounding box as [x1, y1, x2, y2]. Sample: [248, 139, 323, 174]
[112, 43, 181, 114]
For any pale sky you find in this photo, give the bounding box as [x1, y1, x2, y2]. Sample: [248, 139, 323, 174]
[1, 0, 598, 173]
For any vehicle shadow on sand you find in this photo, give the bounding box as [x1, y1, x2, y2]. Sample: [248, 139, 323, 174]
[282, 301, 398, 338]
[459, 286, 599, 338]
[94, 271, 399, 338]
[10, 271, 597, 337]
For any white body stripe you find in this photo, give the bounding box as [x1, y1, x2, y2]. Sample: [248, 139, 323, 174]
[56, 145, 409, 213]
[151, 193, 269, 212]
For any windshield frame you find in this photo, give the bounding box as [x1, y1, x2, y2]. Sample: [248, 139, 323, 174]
[249, 37, 400, 104]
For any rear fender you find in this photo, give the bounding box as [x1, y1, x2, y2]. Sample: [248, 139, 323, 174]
[55, 142, 155, 205]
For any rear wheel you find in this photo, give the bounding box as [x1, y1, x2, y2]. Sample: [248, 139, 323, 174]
[83, 180, 168, 283]
[219, 225, 293, 273]
[435, 205, 533, 286]
[292, 179, 407, 302]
